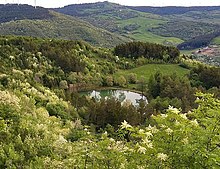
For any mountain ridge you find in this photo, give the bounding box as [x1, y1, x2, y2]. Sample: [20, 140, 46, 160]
[0, 4, 130, 47]
[1, 2, 220, 49]
[54, 2, 220, 49]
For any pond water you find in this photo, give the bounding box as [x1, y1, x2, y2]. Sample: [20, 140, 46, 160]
[80, 89, 147, 106]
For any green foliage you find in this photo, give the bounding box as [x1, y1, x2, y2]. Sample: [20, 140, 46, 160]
[81, 98, 142, 129]
[127, 73, 138, 84]
[0, 33, 220, 168]
[1, 89, 219, 168]
[115, 64, 190, 86]
[0, 4, 53, 23]
[104, 75, 114, 87]
[0, 35, 126, 91]
[178, 31, 220, 50]
[0, 6, 129, 48]
[114, 41, 180, 62]
[149, 20, 219, 41]
[212, 36, 220, 45]
[147, 72, 196, 112]
[189, 65, 220, 89]
[114, 75, 127, 87]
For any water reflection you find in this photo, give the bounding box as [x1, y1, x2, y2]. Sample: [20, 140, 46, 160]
[80, 89, 147, 106]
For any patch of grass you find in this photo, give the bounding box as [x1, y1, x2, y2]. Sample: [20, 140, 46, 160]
[212, 36, 220, 45]
[180, 49, 199, 55]
[115, 64, 190, 83]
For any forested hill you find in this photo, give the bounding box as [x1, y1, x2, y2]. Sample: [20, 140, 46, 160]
[54, 1, 130, 17]
[54, 2, 220, 49]
[0, 4, 53, 23]
[0, 4, 130, 47]
[126, 6, 220, 15]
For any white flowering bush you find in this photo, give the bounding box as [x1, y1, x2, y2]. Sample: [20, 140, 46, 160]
[0, 82, 220, 169]
[0, 90, 20, 109]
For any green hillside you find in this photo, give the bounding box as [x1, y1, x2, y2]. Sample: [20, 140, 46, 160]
[55, 2, 220, 48]
[0, 35, 220, 168]
[0, 4, 53, 23]
[115, 64, 189, 83]
[117, 16, 183, 44]
[55, 2, 183, 46]
[149, 20, 219, 41]
[0, 5, 130, 47]
[212, 36, 220, 45]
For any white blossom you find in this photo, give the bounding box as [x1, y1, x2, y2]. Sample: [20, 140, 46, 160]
[160, 124, 167, 128]
[12, 69, 24, 76]
[58, 135, 67, 143]
[145, 131, 153, 138]
[143, 138, 153, 149]
[161, 113, 168, 118]
[109, 138, 115, 142]
[157, 153, 168, 161]
[121, 120, 132, 129]
[175, 120, 180, 126]
[146, 125, 158, 133]
[168, 105, 180, 114]
[138, 146, 147, 154]
[191, 119, 199, 126]
[9, 55, 15, 60]
[165, 128, 173, 135]
[180, 113, 187, 119]
[0, 90, 20, 109]
[138, 129, 145, 134]
[182, 137, 189, 144]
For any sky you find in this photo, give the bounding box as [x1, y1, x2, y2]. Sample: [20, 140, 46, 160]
[1, 0, 220, 8]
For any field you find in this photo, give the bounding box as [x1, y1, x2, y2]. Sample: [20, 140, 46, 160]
[115, 64, 190, 83]
[212, 36, 220, 45]
[117, 16, 183, 45]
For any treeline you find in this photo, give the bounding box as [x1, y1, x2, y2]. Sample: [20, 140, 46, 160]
[146, 64, 220, 113]
[177, 31, 220, 50]
[69, 94, 147, 131]
[114, 41, 180, 62]
[147, 72, 196, 113]
[0, 4, 53, 23]
[189, 65, 220, 89]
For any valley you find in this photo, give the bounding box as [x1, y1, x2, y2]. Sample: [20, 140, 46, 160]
[0, 1, 220, 168]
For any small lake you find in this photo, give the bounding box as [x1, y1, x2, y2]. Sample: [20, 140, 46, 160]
[80, 89, 147, 106]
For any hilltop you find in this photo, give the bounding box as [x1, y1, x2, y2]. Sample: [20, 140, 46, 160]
[0, 4, 53, 23]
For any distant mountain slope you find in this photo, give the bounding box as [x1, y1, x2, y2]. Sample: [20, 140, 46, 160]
[0, 4, 53, 23]
[54, 2, 183, 45]
[54, 1, 141, 32]
[149, 21, 219, 41]
[0, 4, 130, 47]
[126, 6, 220, 15]
[54, 2, 220, 48]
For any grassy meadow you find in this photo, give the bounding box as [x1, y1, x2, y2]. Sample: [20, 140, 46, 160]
[212, 36, 220, 45]
[115, 64, 190, 84]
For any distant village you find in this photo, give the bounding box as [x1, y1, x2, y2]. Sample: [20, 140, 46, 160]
[192, 45, 220, 66]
